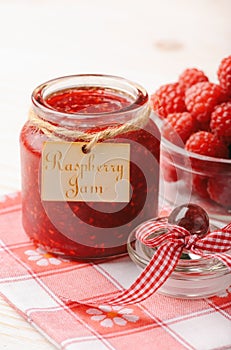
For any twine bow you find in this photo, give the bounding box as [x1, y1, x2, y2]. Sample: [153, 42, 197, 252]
[63, 219, 231, 306]
[28, 104, 151, 152]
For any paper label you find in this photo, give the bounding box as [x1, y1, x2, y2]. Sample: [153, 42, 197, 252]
[41, 142, 130, 202]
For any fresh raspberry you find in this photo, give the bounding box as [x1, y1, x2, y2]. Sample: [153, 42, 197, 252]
[219, 88, 231, 103]
[162, 163, 178, 182]
[151, 83, 186, 118]
[185, 131, 229, 158]
[207, 176, 231, 208]
[217, 55, 231, 96]
[196, 120, 210, 131]
[192, 175, 209, 199]
[161, 151, 178, 182]
[210, 102, 231, 143]
[162, 112, 197, 144]
[178, 68, 209, 90]
[185, 82, 223, 123]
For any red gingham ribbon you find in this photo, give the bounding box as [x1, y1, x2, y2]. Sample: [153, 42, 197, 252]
[64, 219, 231, 306]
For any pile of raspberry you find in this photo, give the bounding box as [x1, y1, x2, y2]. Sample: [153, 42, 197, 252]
[151, 55, 231, 208]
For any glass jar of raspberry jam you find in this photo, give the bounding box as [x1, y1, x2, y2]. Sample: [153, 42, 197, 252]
[20, 74, 160, 260]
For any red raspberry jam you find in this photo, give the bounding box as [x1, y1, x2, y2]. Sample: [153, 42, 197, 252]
[20, 75, 160, 260]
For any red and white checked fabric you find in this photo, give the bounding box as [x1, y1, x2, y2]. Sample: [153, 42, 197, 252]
[67, 218, 231, 306]
[1, 193, 231, 350]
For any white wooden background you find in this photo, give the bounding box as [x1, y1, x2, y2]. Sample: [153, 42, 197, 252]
[0, 0, 230, 348]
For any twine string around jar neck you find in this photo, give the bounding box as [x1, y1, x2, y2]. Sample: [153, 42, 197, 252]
[28, 104, 151, 153]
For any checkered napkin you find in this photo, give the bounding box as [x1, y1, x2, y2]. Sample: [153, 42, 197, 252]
[0, 193, 231, 350]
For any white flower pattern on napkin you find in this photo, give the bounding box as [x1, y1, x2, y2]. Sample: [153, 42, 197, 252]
[24, 247, 62, 266]
[86, 305, 139, 328]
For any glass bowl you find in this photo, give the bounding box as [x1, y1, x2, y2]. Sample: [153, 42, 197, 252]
[127, 218, 231, 299]
[159, 134, 231, 224]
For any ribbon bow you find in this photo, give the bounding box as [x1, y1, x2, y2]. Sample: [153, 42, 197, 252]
[104, 219, 231, 305]
[63, 220, 231, 306]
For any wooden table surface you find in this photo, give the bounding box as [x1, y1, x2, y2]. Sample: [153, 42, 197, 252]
[0, 0, 230, 348]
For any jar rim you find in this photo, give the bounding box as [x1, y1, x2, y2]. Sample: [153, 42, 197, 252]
[31, 74, 149, 120]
